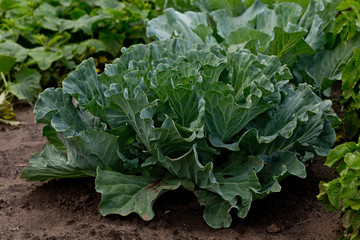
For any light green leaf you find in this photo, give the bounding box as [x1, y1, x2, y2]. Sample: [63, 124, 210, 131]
[0, 40, 28, 62]
[60, 15, 109, 35]
[266, 27, 314, 66]
[211, 0, 267, 37]
[8, 66, 41, 103]
[325, 142, 359, 167]
[28, 48, 63, 70]
[196, 0, 253, 16]
[79, 39, 108, 54]
[344, 152, 360, 170]
[147, 8, 215, 44]
[33, 3, 60, 31]
[95, 0, 125, 9]
[342, 48, 360, 100]
[326, 178, 343, 210]
[225, 27, 271, 52]
[272, 2, 303, 30]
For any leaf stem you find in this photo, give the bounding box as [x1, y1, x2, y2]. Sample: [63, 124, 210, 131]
[1, 72, 8, 88]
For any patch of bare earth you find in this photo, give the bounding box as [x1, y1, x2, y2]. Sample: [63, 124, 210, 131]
[0, 106, 342, 240]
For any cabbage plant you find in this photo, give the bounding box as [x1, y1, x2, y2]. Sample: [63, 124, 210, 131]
[21, 38, 337, 228]
[147, 0, 360, 94]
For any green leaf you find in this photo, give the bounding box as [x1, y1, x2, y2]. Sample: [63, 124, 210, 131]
[332, 1, 360, 41]
[196, 0, 252, 16]
[305, 34, 360, 90]
[159, 145, 220, 194]
[60, 14, 110, 35]
[62, 58, 107, 119]
[95, 0, 125, 9]
[205, 91, 263, 148]
[105, 86, 154, 150]
[64, 130, 122, 173]
[257, 2, 303, 35]
[79, 39, 108, 54]
[239, 84, 334, 156]
[344, 111, 360, 140]
[99, 29, 124, 57]
[225, 27, 271, 52]
[342, 48, 360, 100]
[96, 168, 183, 220]
[317, 181, 336, 212]
[256, 151, 306, 197]
[167, 86, 203, 128]
[304, 14, 326, 51]
[326, 178, 343, 210]
[0, 40, 28, 62]
[261, 0, 310, 9]
[266, 27, 314, 66]
[325, 142, 359, 167]
[21, 129, 123, 181]
[214, 152, 263, 217]
[195, 190, 233, 228]
[344, 152, 360, 170]
[211, 1, 267, 37]
[8, 66, 41, 103]
[0, 55, 16, 73]
[28, 48, 63, 71]
[21, 144, 91, 181]
[147, 8, 216, 44]
[33, 3, 60, 31]
[34, 88, 105, 134]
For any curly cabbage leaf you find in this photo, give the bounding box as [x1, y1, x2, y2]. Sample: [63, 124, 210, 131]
[21, 37, 337, 228]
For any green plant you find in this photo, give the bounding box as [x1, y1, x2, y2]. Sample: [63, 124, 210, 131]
[0, 0, 162, 124]
[147, 0, 360, 97]
[331, 0, 360, 42]
[21, 36, 337, 228]
[338, 48, 360, 140]
[318, 140, 360, 240]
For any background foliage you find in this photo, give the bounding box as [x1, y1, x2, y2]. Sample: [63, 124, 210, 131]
[0, 0, 162, 124]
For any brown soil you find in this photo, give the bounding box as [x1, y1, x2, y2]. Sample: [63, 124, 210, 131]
[0, 106, 343, 240]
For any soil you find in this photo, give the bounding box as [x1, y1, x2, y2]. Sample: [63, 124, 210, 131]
[0, 106, 343, 240]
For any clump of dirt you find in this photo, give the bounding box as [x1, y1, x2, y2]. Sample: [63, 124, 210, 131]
[0, 106, 342, 240]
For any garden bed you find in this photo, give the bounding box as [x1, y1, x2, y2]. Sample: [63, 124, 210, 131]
[0, 106, 343, 240]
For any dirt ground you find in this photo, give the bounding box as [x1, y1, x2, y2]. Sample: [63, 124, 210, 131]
[0, 106, 343, 240]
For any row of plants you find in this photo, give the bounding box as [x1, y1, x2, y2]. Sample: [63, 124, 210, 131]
[0, 0, 164, 124]
[316, 1, 360, 239]
[13, 0, 360, 238]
